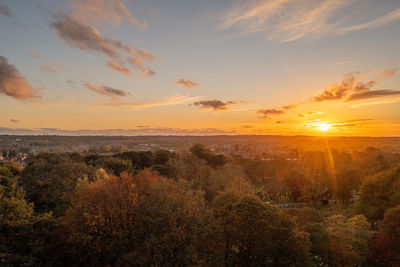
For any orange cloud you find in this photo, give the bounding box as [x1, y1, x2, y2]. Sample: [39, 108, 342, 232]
[222, 0, 400, 42]
[107, 61, 131, 76]
[51, 15, 156, 77]
[68, 0, 147, 29]
[0, 56, 40, 99]
[40, 62, 64, 74]
[314, 70, 399, 102]
[83, 82, 128, 100]
[95, 95, 199, 110]
[177, 78, 200, 89]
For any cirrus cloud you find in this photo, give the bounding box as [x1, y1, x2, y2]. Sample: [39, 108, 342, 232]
[221, 0, 400, 42]
[67, 0, 147, 29]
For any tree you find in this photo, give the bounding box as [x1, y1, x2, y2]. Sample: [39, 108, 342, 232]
[85, 155, 133, 175]
[304, 223, 330, 266]
[20, 153, 95, 216]
[122, 178, 212, 266]
[61, 169, 159, 266]
[325, 214, 370, 266]
[212, 193, 311, 266]
[116, 151, 154, 170]
[0, 164, 56, 266]
[190, 144, 227, 169]
[373, 205, 400, 266]
[358, 166, 400, 223]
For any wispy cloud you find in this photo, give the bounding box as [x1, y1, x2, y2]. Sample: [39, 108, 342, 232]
[95, 95, 199, 110]
[176, 78, 200, 89]
[83, 82, 128, 100]
[10, 119, 19, 123]
[67, 0, 147, 29]
[51, 14, 155, 77]
[338, 8, 400, 33]
[107, 61, 131, 76]
[221, 0, 400, 42]
[298, 111, 323, 118]
[0, 56, 40, 99]
[192, 99, 240, 111]
[40, 62, 64, 74]
[0, 127, 236, 136]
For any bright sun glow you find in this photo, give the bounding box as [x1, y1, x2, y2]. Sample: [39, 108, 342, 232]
[317, 123, 331, 132]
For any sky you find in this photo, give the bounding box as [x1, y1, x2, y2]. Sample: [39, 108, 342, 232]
[1, 0, 400, 136]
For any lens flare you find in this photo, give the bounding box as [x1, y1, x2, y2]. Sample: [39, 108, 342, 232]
[317, 123, 331, 132]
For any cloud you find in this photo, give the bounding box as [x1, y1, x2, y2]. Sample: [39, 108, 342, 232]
[0, 56, 39, 99]
[0, 127, 236, 136]
[51, 15, 155, 77]
[95, 95, 199, 110]
[83, 82, 128, 100]
[313, 70, 399, 102]
[345, 90, 400, 102]
[51, 16, 123, 57]
[339, 8, 400, 34]
[192, 99, 238, 111]
[67, 80, 76, 88]
[10, 119, 19, 123]
[282, 104, 298, 110]
[257, 68, 398, 120]
[107, 61, 131, 76]
[257, 108, 285, 119]
[221, 0, 400, 42]
[177, 78, 200, 89]
[299, 111, 323, 117]
[0, 3, 12, 17]
[67, 0, 147, 29]
[40, 62, 63, 74]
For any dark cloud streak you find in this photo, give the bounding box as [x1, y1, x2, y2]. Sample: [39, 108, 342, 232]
[193, 99, 237, 111]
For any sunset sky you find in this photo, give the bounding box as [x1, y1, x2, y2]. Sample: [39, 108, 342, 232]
[1, 0, 400, 136]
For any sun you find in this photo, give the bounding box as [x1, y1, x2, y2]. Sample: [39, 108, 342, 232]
[317, 123, 331, 132]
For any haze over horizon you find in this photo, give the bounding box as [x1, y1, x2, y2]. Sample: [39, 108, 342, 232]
[1, 0, 400, 136]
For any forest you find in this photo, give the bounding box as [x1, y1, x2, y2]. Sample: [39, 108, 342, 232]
[1, 143, 400, 266]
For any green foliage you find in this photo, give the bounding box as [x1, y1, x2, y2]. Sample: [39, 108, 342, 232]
[124, 178, 212, 266]
[0, 165, 56, 266]
[190, 144, 227, 169]
[116, 151, 154, 169]
[85, 155, 133, 175]
[1, 146, 399, 266]
[325, 214, 371, 266]
[212, 193, 311, 266]
[372, 205, 400, 266]
[358, 166, 400, 223]
[20, 153, 95, 216]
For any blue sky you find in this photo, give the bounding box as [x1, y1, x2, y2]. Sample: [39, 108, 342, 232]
[1, 0, 400, 136]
